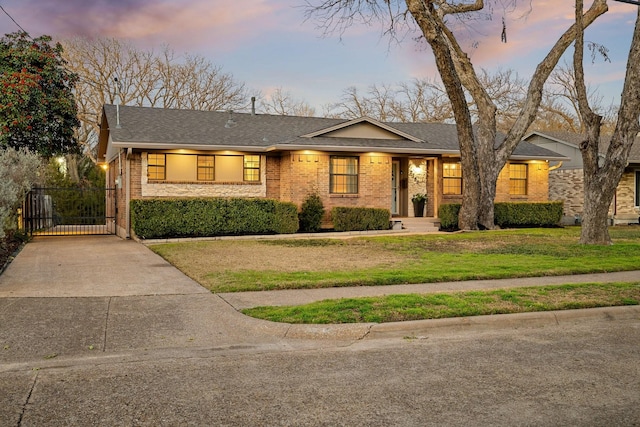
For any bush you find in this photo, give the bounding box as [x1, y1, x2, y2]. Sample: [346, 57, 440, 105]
[0, 148, 42, 238]
[130, 198, 298, 239]
[494, 202, 563, 228]
[438, 204, 461, 231]
[438, 202, 563, 231]
[298, 193, 325, 232]
[331, 207, 390, 232]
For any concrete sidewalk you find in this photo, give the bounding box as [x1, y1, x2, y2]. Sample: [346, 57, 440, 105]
[219, 270, 640, 310]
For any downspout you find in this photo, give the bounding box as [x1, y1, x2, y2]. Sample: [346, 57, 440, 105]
[125, 147, 132, 239]
[548, 161, 563, 171]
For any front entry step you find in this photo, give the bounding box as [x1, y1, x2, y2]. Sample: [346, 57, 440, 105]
[395, 217, 440, 233]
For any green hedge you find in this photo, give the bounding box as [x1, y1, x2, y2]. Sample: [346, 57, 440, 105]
[494, 202, 563, 228]
[130, 198, 298, 239]
[438, 202, 563, 230]
[331, 207, 390, 232]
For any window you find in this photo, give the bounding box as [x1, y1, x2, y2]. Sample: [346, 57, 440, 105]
[197, 156, 215, 181]
[330, 156, 358, 194]
[147, 153, 166, 180]
[443, 162, 462, 195]
[510, 163, 528, 195]
[243, 155, 260, 182]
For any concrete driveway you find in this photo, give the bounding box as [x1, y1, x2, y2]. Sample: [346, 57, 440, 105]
[0, 236, 297, 365]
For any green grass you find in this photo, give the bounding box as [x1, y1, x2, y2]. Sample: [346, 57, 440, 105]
[150, 227, 640, 292]
[242, 282, 640, 324]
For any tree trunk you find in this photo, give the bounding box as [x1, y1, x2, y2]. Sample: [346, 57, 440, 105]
[577, 3, 640, 244]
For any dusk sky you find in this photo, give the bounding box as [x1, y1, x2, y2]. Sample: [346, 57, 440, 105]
[0, 0, 637, 113]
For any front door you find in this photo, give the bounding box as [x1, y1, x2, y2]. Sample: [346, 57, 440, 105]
[391, 160, 400, 215]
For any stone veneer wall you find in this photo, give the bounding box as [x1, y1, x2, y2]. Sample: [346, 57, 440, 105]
[408, 158, 428, 217]
[615, 169, 639, 221]
[548, 168, 584, 220]
[547, 168, 639, 224]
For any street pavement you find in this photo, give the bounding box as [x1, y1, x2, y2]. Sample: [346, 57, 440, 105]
[0, 235, 638, 426]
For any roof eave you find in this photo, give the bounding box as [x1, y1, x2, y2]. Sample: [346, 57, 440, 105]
[268, 144, 459, 155]
[509, 154, 570, 161]
[109, 141, 270, 152]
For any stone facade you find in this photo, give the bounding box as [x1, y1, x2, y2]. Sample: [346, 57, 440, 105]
[548, 168, 584, 222]
[547, 167, 639, 225]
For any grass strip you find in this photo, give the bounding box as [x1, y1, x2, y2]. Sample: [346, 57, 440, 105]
[241, 282, 640, 324]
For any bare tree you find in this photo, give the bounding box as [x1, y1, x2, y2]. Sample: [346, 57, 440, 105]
[545, 61, 618, 133]
[260, 87, 317, 116]
[62, 37, 249, 162]
[573, 0, 640, 245]
[328, 79, 454, 122]
[306, 0, 608, 230]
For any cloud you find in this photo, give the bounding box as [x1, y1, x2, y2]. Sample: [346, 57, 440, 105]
[2, 0, 280, 51]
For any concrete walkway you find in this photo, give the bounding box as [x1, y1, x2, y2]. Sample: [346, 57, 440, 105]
[220, 270, 640, 309]
[0, 235, 638, 364]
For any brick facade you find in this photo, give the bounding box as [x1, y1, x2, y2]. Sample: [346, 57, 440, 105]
[109, 149, 560, 237]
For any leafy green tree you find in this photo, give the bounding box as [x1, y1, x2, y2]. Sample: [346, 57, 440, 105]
[0, 32, 80, 157]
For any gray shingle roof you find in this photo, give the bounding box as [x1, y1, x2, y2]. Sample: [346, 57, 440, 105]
[101, 104, 566, 159]
[527, 130, 640, 163]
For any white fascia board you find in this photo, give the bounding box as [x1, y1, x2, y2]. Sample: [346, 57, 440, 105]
[108, 141, 269, 153]
[509, 154, 570, 161]
[268, 144, 458, 155]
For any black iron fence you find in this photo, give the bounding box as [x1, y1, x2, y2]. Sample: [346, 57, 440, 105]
[23, 186, 116, 236]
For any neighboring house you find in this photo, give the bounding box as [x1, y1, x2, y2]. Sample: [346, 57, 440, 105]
[98, 104, 567, 238]
[525, 130, 640, 225]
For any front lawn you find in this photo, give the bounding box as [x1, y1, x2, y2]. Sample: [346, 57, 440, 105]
[150, 227, 640, 293]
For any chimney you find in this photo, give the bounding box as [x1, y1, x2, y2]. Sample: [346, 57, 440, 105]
[251, 96, 256, 116]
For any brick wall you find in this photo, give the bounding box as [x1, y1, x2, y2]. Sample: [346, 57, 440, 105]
[265, 155, 281, 199]
[279, 152, 392, 223]
[495, 161, 549, 203]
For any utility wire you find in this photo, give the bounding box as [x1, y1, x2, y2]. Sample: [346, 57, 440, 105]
[0, 4, 30, 35]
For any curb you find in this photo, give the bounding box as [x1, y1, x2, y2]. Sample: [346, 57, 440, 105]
[281, 305, 640, 340]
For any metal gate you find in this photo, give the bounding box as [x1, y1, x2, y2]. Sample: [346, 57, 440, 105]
[22, 186, 116, 236]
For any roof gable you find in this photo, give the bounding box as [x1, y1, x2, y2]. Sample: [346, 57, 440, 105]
[525, 130, 640, 163]
[301, 117, 423, 142]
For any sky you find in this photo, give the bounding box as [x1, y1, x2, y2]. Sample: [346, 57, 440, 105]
[0, 0, 637, 114]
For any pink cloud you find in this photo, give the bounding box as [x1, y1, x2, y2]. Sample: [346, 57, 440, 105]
[1, 0, 281, 52]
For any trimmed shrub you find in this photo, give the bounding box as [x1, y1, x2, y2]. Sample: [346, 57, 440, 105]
[438, 202, 564, 231]
[298, 193, 325, 233]
[130, 198, 298, 239]
[331, 207, 390, 232]
[438, 203, 461, 231]
[494, 202, 563, 228]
